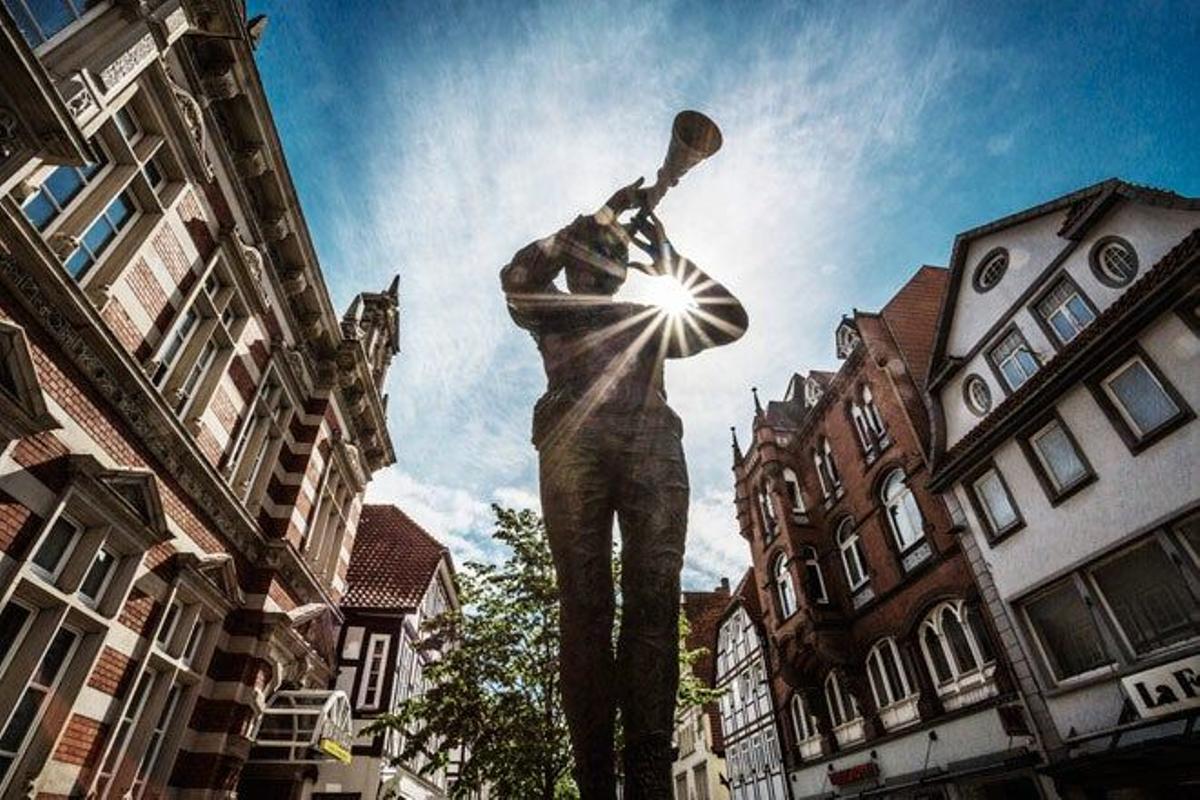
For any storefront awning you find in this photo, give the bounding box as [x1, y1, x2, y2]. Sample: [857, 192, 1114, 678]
[248, 689, 353, 765]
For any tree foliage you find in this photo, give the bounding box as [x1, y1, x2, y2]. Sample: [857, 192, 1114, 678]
[364, 505, 719, 799]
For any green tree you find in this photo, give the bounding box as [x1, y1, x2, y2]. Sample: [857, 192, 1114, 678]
[365, 505, 718, 799]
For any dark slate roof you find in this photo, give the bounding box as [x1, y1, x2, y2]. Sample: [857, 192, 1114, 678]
[342, 504, 449, 610]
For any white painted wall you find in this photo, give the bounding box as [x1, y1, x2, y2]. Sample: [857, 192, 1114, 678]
[941, 202, 1200, 450]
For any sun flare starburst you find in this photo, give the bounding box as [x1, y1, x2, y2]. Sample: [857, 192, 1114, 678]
[641, 275, 698, 316]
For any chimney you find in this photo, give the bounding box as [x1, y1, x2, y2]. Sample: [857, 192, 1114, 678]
[718, 577, 731, 595]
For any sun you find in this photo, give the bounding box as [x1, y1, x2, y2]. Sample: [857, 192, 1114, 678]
[641, 274, 698, 316]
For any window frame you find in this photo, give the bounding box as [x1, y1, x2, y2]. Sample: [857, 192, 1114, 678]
[357, 633, 391, 710]
[964, 461, 1025, 544]
[972, 247, 1009, 293]
[866, 637, 914, 710]
[1086, 345, 1194, 455]
[1017, 413, 1096, 505]
[1030, 273, 1098, 349]
[782, 467, 805, 516]
[881, 469, 925, 553]
[1088, 235, 1139, 288]
[918, 600, 997, 699]
[1019, 575, 1117, 686]
[836, 519, 869, 593]
[0, 623, 81, 796]
[772, 553, 796, 620]
[1083, 533, 1200, 662]
[799, 546, 828, 605]
[987, 325, 1041, 394]
[962, 374, 993, 417]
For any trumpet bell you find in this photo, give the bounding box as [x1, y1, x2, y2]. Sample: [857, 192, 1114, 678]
[636, 110, 723, 214]
[662, 110, 723, 184]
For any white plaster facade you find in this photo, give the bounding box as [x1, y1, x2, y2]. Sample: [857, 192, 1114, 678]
[672, 702, 729, 800]
[928, 180, 1200, 799]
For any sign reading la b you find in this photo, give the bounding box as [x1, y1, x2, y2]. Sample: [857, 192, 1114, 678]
[1120, 655, 1200, 719]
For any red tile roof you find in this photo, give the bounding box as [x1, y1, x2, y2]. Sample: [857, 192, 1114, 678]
[879, 265, 950, 393]
[683, 588, 731, 687]
[342, 504, 449, 610]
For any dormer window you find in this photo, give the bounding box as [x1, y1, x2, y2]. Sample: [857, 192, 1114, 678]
[804, 377, 823, 407]
[835, 320, 861, 359]
[972, 248, 1009, 293]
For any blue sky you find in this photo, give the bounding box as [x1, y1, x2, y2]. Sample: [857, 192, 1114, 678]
[248, 0, 1200, 587]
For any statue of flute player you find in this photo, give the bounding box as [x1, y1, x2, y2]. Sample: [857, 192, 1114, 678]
[499, 112, 747, 797]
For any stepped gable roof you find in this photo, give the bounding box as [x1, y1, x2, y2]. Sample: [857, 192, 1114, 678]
[343, 504, 448, 610]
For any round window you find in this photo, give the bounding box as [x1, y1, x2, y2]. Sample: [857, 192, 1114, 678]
[972, 248, 1008, 293]
[1089, 236, 1138, 287]
[963, 375, 992, 416]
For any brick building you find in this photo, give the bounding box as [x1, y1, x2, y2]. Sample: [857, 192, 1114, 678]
[317, 504, 462, 800]
[731, 268, 1046, 798]
[673, 584, 731, 800]
[0, 1, 396, 797]
[926, 179, 1200, 798]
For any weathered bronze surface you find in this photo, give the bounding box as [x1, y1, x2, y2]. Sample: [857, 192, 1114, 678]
[499, 113, 746, 798]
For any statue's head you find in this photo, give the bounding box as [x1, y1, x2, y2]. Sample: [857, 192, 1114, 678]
[563, 216, 629, 296]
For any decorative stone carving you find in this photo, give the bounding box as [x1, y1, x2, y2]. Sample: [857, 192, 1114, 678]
[98, 33, 157, 93]
[163, 65, 215, 181]
[0, 253, 262, 570]
[260, 211, 289, 243]
[298, 311, 323, 339]
[201, 65, 240, 101]
[236, 234, 271, 309]
[48, 232, 81, 260]
[234, 144, 267, 178]
[279, 264, 307, 297]
[57, 74, 98, 120]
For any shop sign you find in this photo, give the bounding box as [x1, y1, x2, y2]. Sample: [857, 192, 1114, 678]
[829, 761, 879, 786]
[1120, 654, 1200, 720]
[318, 736, 352, 764]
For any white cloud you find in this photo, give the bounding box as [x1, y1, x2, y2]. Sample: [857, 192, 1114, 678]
[986, 132, 1016, 155]
[337, 1, 965, 587]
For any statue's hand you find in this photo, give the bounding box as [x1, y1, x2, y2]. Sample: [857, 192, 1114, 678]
[630, 211, 672, 275]
[603, 177, 646, 218]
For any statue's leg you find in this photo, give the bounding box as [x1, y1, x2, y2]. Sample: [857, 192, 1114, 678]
[614, 422, 689, 799]
[539, 436, 618, 800]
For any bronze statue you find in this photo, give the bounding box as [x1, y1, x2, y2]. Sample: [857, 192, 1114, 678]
[499, 112, 747, 798]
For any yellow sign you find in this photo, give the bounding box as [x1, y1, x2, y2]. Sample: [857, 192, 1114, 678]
[318, 737, 351, 764]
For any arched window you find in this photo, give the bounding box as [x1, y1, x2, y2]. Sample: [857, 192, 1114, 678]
[823, 671, 860, 727]
[799, 546, 828, 604]
[881, 470, 925, 551]
[782, 468, 805, 514]
[866, 639, 913, 709]
[813, 450, 830, 498]
[822, 438, 841, 488]
[758, 487, 778, 539]
[837, 520, 869, 591]
[862, 385, 886, 437]
[773, 554, 797, 619]
[791, 693, 818, 742]
[850, 403, 874, 454]
[919, 601, 996, 691]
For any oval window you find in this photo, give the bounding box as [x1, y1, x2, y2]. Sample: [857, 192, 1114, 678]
[963, 375, 992, 416]
[1089, 236, 1138, 287]
[972, 248, 1009, 293]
